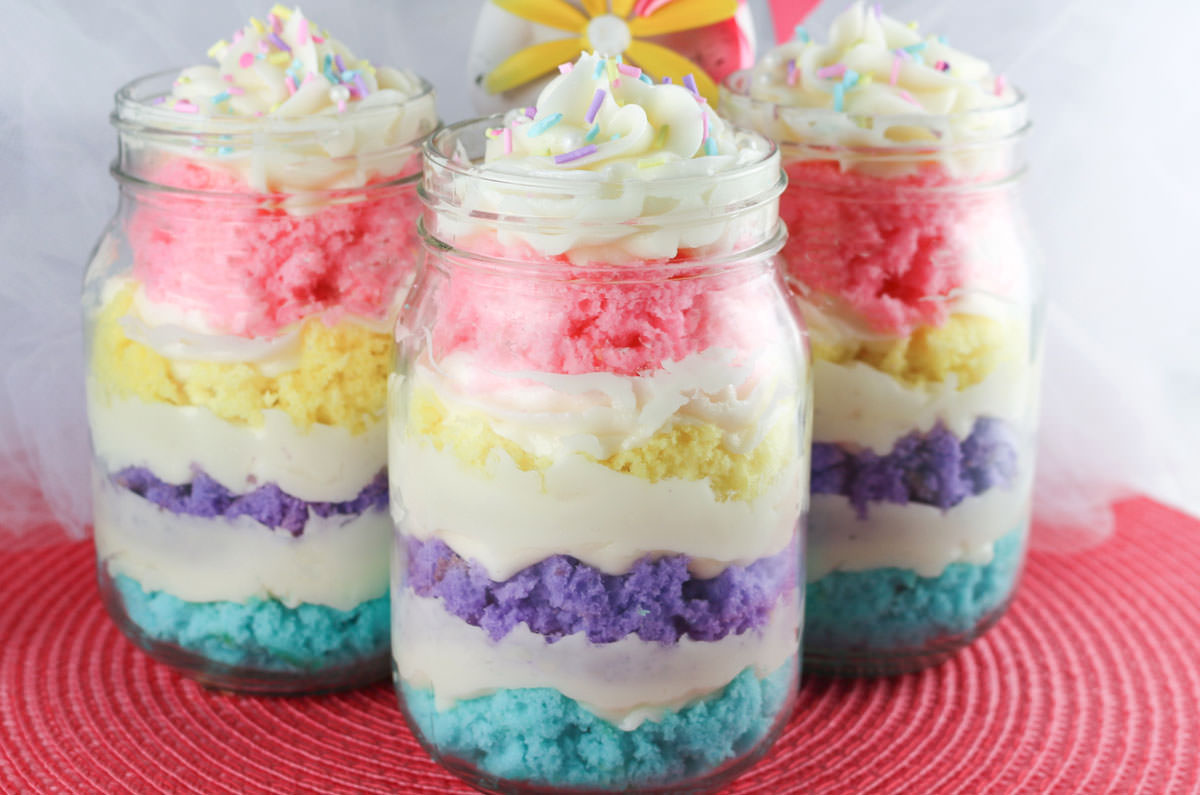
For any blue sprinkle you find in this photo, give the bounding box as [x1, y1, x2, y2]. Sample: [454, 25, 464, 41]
[937, 35, 948, 44]
[593, 58, 606, 78]
[217, 146, 234, 156]
[211, 91, 231, 104]
[610, 132, 621, 140]
[794, 25, 810, 42]
[584, 122, 600, 142]
[833, 83, 845, 112]
[703, 137, 718, 156]
[842, 69, 860, 90]
[639, 73, 653, 84]
[526, 112, 563, 137]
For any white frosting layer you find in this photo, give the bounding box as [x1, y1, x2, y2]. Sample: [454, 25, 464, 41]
[391, 417, 803, 580]
[94, 470, 389, 609]
[721, 4, 1025, 176]
[813, 355, 1036, 452]
[485, 52, 745, 174]
[427, 53, 780, 261]
[806, 469, 1033, 580]
[87, 381, 383, 503]
[394, 590, 800, 730]
[420, 346, 800, 460]
[121, 9, 437, 194]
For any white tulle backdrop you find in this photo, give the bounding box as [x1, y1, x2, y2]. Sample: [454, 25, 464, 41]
[2, 0, 1196, 550]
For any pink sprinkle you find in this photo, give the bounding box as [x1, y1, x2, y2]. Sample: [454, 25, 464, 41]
[617, 63, 641, 77]
[337, 99, 347, 113]
[701, 112, 708, 140]
[613, 78, 621, 88]
[786, 59, 798, 86]
[269, 13, 281, 34]
[502, 126, 513, 155]
[816, 63, 847, 79]
[222, 73, 234, 82]
[228, 86, 245, 95]
[301, 72, 316, 87]
[899, 89, 919, 105]
[285, 75, 297, 95]
[232, 30, 243, 43]
[935, 60, 949, 71]
[258, 41, 269, 54]
[311, 33, 324, 43]
[995, 74, 1007, 96]
[239, 52, 255, 68]
[890, 54, 902, 85]
[297, 18, 309, 45]
[558, 62, 573, 74]
[174, 99, 198, 113]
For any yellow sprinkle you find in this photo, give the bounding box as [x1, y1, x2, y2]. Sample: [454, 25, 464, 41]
[270, 4, 293, 19]
[250, 17, 266, 33]
[637, 156, 666, 169]
[269, 101, 282, 113]
[859, 74, 874, 87]
[206, 39, 228, 59]
[361, 60, 377, 77]
[654, 124, 669, 148]
[267, 52, 291, 66]
[907, 20, 919, 29]
[606, 59, 618, 82]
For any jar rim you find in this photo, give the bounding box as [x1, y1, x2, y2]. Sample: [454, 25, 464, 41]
[720, 68, 1030, 151]
[422, 114, 782, 196]
[112, 68, 438, 144]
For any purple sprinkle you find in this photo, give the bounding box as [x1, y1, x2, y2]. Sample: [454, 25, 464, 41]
[335, 53, 345, 72]
[355, 73, 369, 97]
[662, 76, 672, 84]
[525, 106, 537, 119]
[267, 32, 291, 53]
[683, 73, 699, 96]
[150, 96, 165, 105]
[553, 144, 597, 164]
[584, 88, 606, 124]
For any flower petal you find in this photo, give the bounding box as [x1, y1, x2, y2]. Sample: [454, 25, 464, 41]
[611, 0, 638, 18]
[579, 0, 608, 17]
[625, 39, 720, 104]
[484, 37, 586, 94]
[491, 0, 588, 33]
[628, 0, 738, 36]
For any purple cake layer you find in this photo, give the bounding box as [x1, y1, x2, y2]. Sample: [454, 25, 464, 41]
[811, 416, 1018, 518]
[407, 536, 799, 645]
[113, 467, 388, 536]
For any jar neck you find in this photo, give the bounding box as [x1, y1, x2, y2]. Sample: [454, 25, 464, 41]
[720, 69, 1029, 185]
[419, 117, 786, 266]
[111, 69, 437, 194]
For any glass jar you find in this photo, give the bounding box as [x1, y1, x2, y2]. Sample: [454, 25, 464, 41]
[389, 117, 808, 793]
[722, 72, 1041, 675]
[84, 70, 437, 693]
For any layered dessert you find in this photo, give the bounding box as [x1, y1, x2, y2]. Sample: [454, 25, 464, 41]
[390, 52, 806, 790]
[85, 6, 437, 688]
[722, 3, 1039, 668]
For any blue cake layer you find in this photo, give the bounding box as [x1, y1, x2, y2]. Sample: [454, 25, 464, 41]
[401, 658, 796, 790]
[804, 528, 1025, 654]
[113, 574, 389, 670]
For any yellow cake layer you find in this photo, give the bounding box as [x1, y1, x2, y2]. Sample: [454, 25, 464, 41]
[407, 386, 796, 503]
[812, 313, 1017, 389]
[91, 287, 390, 433]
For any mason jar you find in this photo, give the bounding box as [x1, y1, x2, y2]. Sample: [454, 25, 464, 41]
[84, 69, 437, 693]
[389, 116, 808, 793]
[723, 71, 1041, 675]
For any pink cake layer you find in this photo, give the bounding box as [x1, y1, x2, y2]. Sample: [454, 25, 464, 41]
[128, 157, 422, 338]
[427, 234, 783, 377]
[779, 160, 1014, 336]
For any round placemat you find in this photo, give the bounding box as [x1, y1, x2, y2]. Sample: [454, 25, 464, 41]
[2, 497, 1198, 794]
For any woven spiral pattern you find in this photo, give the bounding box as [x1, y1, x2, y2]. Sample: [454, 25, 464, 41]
[1, 497, 1197, 793]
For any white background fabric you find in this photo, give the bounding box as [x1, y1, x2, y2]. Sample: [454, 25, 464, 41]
[1, 0, 1196, 549]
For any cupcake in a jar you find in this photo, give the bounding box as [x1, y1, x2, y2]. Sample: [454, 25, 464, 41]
[390, 52, 807, 793]
[84, 5, 437, 692]
[722, 2, 1040, 674]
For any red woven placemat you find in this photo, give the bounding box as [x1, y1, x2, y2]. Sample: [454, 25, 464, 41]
[2, 497, 1198, 794]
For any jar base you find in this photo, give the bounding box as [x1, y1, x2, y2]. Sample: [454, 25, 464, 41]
[98, 566, 389, 695]
[802, 597, 1013, 678]
[394, 659, 798, 794]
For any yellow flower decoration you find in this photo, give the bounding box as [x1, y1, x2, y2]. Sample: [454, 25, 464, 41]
[483, 0, 738, 105]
